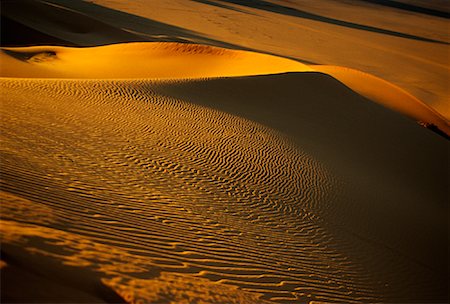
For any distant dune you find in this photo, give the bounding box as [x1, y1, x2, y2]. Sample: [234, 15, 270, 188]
[0, 0, 448, 303]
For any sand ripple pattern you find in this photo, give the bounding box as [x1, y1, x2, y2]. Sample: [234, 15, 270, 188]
[1, 78, 387, 303]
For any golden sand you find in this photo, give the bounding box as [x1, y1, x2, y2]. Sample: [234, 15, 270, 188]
[1, 73, 447, 303]
[1, 0, 448, 303]
[1, 42, 448, 134]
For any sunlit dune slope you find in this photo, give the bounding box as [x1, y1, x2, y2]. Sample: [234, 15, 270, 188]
[2, 0, 449, 120]
[1, 73, 447, 303]
[1, 42, 448, 135]
[0, 42, 312, 79]
[314, 65, 450, 135]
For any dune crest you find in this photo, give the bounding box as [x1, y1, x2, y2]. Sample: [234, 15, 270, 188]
[0, 42, 312, 79]
[313, 65, 450, 135]
[1, 42, 447, 135]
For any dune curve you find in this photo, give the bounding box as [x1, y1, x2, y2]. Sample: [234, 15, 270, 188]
[1, 42, 447, 136]
[314, 65, 450, 136]
[0, 42, 312, 78]
[1, 0, 448, 302]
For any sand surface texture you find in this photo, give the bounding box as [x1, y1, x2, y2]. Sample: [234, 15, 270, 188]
[1, 74, 448, 303]
[1, 42, 448, 135]
[3, 0, 448, 119]
[1, 1, 448, 303]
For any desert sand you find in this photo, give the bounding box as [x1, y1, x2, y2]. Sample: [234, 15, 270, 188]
[2, 42, 448, 134]
[1, 0, 449, 303]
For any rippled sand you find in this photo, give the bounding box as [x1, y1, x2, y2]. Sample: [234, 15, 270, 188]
[5, 0, 448, 118]
[1, 43, 447, 134]
[1, 0, 448, 303]
[1, 72, 447, 303]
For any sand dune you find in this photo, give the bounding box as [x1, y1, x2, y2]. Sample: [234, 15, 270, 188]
[2, 0, 448, 119]
[84, 0, 450, 119]
[0, 43, 311, 78]
[1, 72, 447, 303]
[313, 65, 450, 135]
[1, 42, 448, 135]
[1, 1, 448, 303]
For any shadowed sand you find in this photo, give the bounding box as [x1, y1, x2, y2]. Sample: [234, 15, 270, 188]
[2, 0, 449, 119]
[1, 71, 448, 302]
[0, 0, 449, 303]
[1, 42, 448, 135]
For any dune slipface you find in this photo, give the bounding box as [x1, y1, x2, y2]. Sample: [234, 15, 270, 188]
[1, 43, 448, 135]
[1, 67, 448, 303]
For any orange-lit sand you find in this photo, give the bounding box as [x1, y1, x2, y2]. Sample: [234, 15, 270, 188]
[1, 1, 448, 303]
[1, 72, 447, 303]
[0, 43, 312, 78]
[313, 65, 450, 134]
[1, 42, 448, 134]
[2, 0, 448, 118]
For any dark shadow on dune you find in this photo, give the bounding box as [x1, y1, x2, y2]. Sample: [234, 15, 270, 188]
[53, 1, 205, 43]
[188, 0, 253, 15]
[2, 48, 57, 62]
[420, 122, 450, 140]
[1, 0, 183, 46]
[0, 15, 76, 47]
[1, 246, 127, 304]
[0, 0, 318, 64]
[193, 0, 449, 44]
[359, 0, 450, 19]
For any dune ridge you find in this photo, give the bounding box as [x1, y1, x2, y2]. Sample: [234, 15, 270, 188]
[1, 42, 448, 136]
[2, 0, 448, 120]
[0, 42, 312, 78]
[313, 65, 450, 135]
[1, 73, 447, 303]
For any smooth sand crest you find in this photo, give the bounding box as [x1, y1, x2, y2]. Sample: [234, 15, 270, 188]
[1, 42, 448, 135]
[84, 0, 450, 119]
[313, 65, 450, 135]
[0, 42, 312, 78]
[1, 74, 447, 303]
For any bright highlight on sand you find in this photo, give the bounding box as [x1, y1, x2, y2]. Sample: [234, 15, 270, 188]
[1, 0, 448, 303]
[1, 42, 448, 135]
